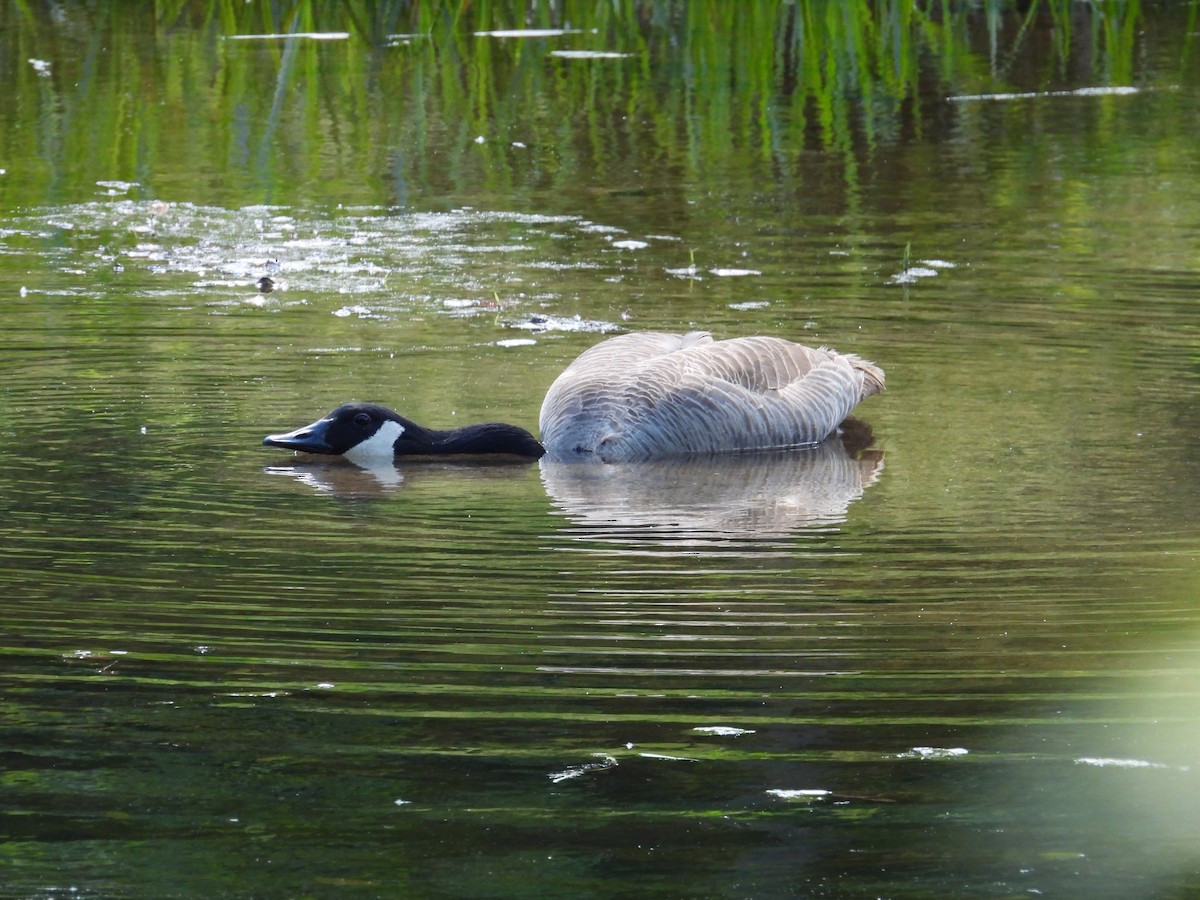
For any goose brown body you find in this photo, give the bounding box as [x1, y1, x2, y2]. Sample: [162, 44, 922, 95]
[538, 331, 884, 462]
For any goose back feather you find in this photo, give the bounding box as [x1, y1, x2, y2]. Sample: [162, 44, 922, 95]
[539, 331, 884, 462]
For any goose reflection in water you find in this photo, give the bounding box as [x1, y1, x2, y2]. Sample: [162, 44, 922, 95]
[540, 429, 882, 541]
[261, 455, 531, 499]
[262, 422, 883, 539]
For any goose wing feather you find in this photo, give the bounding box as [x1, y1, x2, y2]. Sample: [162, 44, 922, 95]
[540, 332, 884, 462]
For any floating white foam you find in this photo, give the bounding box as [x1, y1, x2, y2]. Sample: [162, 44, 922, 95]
[949, 86, 1140, 102]
[886, 266, 941, 284]
[766, 789, 831, 799]
[332, 304, 388, 319]
[550, 50, 632, 59]
[225, 32, 350, 41]
[693, 726, 757, 737]
[476, 29, 584, 38]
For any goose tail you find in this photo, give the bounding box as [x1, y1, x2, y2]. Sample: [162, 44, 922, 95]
[845, 354, 886, 400]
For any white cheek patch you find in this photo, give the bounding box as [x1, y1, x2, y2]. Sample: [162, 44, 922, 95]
[344, 419, 405, 461]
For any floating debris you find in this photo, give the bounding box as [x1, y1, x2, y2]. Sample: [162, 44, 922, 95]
[896, 747, 969, 759]
[511, 313, 620, 334]
[767, 787, 896, 803]
[639, 752, 698, 762]
[385, 33, 430, 46]
[710, 267, 761, 277]
[549, 753, 618, 783]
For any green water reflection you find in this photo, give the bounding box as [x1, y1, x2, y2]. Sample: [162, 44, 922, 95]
[2, 1, 1200, 898]
[2, 0, 1188, 213]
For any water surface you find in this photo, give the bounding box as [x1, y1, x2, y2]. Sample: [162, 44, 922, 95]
[2, 3, 1200, 897]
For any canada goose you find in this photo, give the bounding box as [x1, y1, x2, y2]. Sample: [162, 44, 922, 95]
[262, 331, 884, 463]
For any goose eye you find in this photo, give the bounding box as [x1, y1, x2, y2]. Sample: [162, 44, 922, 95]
[353, 413, 372, 428]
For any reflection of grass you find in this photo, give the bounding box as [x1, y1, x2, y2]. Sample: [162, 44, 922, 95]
[0, 0, 1185, 208]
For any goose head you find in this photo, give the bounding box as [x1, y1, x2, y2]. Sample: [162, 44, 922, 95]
[263, 402, 545, 461]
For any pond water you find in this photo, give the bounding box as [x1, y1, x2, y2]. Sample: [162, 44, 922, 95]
[2, 2, 1199, 897]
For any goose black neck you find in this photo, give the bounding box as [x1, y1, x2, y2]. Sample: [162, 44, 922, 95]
[397, 421, 545, 459]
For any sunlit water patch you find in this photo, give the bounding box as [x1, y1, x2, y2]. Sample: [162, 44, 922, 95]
[2, 198, 665, 335]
